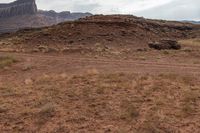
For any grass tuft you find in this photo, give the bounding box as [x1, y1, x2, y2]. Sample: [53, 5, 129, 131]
[0, 56, 17, 68]
[36, 103, 56, 126]
[120, 100, 140, 121]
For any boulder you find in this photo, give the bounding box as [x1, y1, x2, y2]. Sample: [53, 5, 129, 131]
[148, 39, 181, 50]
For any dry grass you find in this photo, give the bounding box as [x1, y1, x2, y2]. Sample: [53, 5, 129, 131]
[179, 38, 200, 47]
[0, 72, 200, 132]
[0, 56, 17, 68]
[182, 91, 199, 116]
[36, 103, 55, 125]
[120, 100, 140, 121]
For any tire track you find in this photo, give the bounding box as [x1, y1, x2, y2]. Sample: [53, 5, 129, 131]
[1, 52, 200, 71]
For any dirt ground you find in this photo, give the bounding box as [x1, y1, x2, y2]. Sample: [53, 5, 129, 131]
[0, 15, 200, 133]
[0, 46, 200, 133]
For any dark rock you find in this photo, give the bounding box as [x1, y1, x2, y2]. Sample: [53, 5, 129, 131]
[137, 48, 148, 52]
[69, 40, 74, 44]
[148, 39, 181, 50]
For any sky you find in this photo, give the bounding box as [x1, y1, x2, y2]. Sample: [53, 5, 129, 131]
[0, 0, 200, 21]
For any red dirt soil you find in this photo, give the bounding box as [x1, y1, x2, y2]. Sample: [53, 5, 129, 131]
[0, 15, 200, 132]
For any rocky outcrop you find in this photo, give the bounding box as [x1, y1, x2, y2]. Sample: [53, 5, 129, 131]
[0, 0, 37, 18]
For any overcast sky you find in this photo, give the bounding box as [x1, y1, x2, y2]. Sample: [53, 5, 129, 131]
[1, 0, 200, 20]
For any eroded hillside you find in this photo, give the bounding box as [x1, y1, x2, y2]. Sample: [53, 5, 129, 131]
[0, 15, 199, 53]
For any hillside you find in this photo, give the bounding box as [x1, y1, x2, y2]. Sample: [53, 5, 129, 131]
[0, 15, 199, 53]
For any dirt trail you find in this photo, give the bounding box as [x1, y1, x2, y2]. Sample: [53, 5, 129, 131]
[1, 52, 200, 76]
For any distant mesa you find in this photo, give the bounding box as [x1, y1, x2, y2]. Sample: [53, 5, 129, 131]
[0, 0, 37, 18]
[0, 0, 92, 33]
[38, 10, 92, 22]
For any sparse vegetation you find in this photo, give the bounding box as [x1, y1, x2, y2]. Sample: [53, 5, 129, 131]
[182, 91, 199, 116]
[0, 56, 17, 68]
[179, 38, 200, 47]
[36, 103, 55, 126]
[0, 105, 8, 113]
[120, 100, 140, 121]
[1, 71, 200, 132]
[163, 50, 170, 55]
[0, 87, 15, 97]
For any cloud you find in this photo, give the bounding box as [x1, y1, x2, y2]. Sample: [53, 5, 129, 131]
[36, 0, 174, 13]
[36, 0, 200, 20]
[135, 0, 200, 20]
[0, 0, 199, 20]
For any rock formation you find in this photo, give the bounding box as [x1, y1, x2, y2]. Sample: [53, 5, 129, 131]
[0, 0, 92, 34]
[0, 0, 37, 18]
